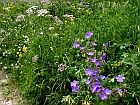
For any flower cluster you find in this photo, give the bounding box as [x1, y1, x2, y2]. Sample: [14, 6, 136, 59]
[26, 6, 38, 16]
[71, 32, 126, 100]
[2, 4, 14, 12]
[16, 45, 27, 57]
[54, 16, 63, 25]
[58, 64, 67, 72]
[15, 14, 25, 22]
[71, 80, 79, 92]
[85, 67, 112, 100]
[37, 9, 49, 16]
[41, 0, 51, 4]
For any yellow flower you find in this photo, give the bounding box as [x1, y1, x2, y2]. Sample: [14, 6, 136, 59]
[110, 64, 117, 67]
[64, 20, 67, 23]
[86, 10, 93, 14]
[2, 7, 5, 10]
[19, 53, 22, 57]
[70, 18, 74, 21]
[22, 46, 27, 52]
[118, 62, 123, 66]
[1, 20, 6, 23]
[50, 47, 53, 51]
[8, 4, 14, 9]
[72, 6, 75, 9]
[16, 52, 19, 54]
[9, 4, 13, 7]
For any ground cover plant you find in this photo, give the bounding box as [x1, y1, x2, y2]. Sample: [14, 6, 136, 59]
[0, 0, 140, 105]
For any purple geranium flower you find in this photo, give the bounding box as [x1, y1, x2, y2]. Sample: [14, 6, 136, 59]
[71, 85, 79, 92]
[85, 68, 98, 76]
[71, 80, 79, 92]
[71, 80, 78, 87]
[85, 32, 93, 38]
[85, 68, 94, 76]
[80, 46, 85, 50]
[117, 88, 123, 93]
[116, 75, 125, 83]
[101, 55, 106, 60]
[103, 88, 112, 95]
[91, 41, 97, 46]
[94, 75, 99, 81]
[90, 57, 97, 63]
[98, 93, 108, 100]
[85, 78, 92, 85]
[90, 82, 101, 93]
[73, 41, 80, 48]
[87, 52, 94, 56]
[95, 61, 102, 68]
[100, 75, 106, 80]
[93, 70, 98, 76]
[103, 43, 108, 47]
[93, 81, 100, 85]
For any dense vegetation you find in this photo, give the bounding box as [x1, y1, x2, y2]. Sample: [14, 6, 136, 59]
[0, 0, 140, 105]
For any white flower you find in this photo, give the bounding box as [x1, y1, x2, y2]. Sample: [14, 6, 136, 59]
[32, 55, 39, 62]
[26, 8, 33, 16]
[30, 6, 38, 10]
[63, 14, 75, 19]
[37, 9, 49, 16]
[15, 14, 25, 22]
[58, 64, 67, 72]
[26, 6, 38, 16]
[48, 27, 54, 30]
[54, 16, 63, 25]
[53, 33, 59, 36]
[41, 0, 51, 4]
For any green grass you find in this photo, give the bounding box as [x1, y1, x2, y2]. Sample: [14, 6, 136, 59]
[0, 0, 140, 105]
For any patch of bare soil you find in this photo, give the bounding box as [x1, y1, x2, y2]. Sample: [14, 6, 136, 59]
[0, 70, 23, 105]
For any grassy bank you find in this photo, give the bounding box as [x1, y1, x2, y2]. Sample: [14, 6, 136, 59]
[0, 0, 140, 105]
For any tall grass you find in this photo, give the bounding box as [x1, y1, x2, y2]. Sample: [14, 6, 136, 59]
[0, 0, 140, 105]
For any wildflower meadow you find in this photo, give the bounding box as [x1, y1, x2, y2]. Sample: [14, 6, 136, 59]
[0, 0, 140, 105]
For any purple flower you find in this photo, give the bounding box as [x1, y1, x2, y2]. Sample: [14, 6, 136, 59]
[71, 80, 78, 87]
[85, 68, 93, 76]
[103, 88, 112, 95]
[117, 88, 123, 93]
[73, 41, 80, 48]
[90, 82, 101, 93]
[95, 61, 102, 68]
[93, 70, 98, 76]
[101, 55, 106, 60]
[80, 46, 85, 50]
[85, 68, 98, 76]
[85, 32, 93, 38]
[85, 78, 92, 85]
[103, 43, 108, 47]
[91, 41, 97, 46]
[87, 52, 94, 56]
[93, 81, 100, 85]
[98, 93, 108, 100]
[116, 75, 125, 83]
[90, 57, 97, 63]
[71, 85, 79, 92]
[94, 75, 99, 81]
[100, 75, 106, 80]
[71, 80, 79, 92]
